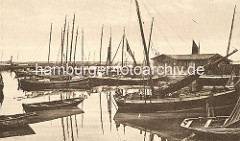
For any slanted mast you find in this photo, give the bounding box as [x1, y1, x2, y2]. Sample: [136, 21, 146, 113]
[99, 25, 104, 65]
[69, 14, 76, 64]
[226, 5, 236, 55]
[48, 23, 52, 64]
[106, 28, 112, 66]
[135, 0, 154, 95]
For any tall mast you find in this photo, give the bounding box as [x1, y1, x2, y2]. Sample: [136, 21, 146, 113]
[69, 14, 76, 64]
[135, 0, 154, 95]
[48, 23, 52, 64]
[73, 27, 79, 66]
[81, 28, 84, 62]
[226, 5, 236, 55]
[121, 28, 125, 67]
[65, 23, 69, 64]
[99, 25, 104, 65]
[60, 29, 63, 65]
[61, 16, 67, 65]
[106, 28, 112, 65]
[147, 17, 154, 55]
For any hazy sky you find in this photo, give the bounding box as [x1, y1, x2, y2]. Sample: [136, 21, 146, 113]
[0, 0, 240, 62]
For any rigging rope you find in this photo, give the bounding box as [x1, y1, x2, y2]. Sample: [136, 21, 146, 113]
[144, 0, 190, 47]
[29, 36, 49, 61]
[139, 0, 175, 53]
[111, 39, 122, 63]
[1, 0, 3, 61]
[140, 0, 153, 17]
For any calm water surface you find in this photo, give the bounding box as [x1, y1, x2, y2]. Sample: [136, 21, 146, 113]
[0, 71, 209, 141]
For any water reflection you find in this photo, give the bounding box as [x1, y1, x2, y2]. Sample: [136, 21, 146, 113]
[113, 111, 191, 141]
[106, 92, 112, 132]
[0, 124, 35, 138]
[27, 107, 84, 124]
[99, 92, 104, 134]
[0, 91, 4, 107]
[0, 71, 214, 141]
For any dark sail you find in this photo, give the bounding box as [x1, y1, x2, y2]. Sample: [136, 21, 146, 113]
[192, 40, 199, 54]
[126, 39, 137, 66]
[223, 91, 240, 127]
[106, 31, 112, 66]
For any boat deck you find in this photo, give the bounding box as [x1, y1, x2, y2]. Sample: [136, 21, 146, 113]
[122, 88, 235, 104]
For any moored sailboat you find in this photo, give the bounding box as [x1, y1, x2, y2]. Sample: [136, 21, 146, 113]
[181, 81, 240, 140]
[113, 0, 239, 114]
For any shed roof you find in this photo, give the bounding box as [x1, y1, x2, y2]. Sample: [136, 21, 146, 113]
[151, 54, 226, 61]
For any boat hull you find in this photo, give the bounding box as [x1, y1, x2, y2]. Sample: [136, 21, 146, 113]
[0, 112, 36, 129]
[22, 98, 84, 112]
[115, 89, 239, 114]
[181, 116, 240, 140]
[198, 75, 240, 86]
[19, 78, 90, 91]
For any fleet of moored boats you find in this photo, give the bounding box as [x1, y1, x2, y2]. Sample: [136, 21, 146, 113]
[0, 0, 240, 140]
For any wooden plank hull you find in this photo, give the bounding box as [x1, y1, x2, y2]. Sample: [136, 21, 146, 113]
[115, 89, 239, 114]
[198, 75, 240, 86]
[0, 112, 36, 129]
[19, 78, 91, 91]
[181, 116, 240, 140]
[22, 98, 84, 112]
[190, 128, 240, 140]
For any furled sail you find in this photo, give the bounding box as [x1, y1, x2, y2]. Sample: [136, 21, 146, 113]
[156, 49, 238, 96]
[126, 39, 137, 66]
[106, 31, 112, 66]
[223, 91, 240, 127]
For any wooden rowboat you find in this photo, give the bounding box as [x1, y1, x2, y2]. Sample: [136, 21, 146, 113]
[181, 81, 240, 140]
[0, 112, 36, 128]
[180, 116, 240, 140]
[22, 97, 84, 112]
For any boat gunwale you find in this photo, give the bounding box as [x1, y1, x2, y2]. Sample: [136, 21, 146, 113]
[118, 89, 236, 104]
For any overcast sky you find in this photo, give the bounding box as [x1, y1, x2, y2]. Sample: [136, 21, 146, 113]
[0, 0, 240, 62]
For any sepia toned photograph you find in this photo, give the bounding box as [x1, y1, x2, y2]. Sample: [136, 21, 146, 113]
[0, 0, 240, 140]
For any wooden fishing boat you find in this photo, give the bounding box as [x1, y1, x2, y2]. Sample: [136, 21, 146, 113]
[181, 80, 240, 140]
[180, 116, 240, 140]
[19, 77, 91, 91]
[114, 0, 239, 114]
[14, 69, 71, 81]
[114, 49, 239, 113]
[115, 87, 239, 113]
[0, 112, 36, 128]
[22, 97, 84, 112]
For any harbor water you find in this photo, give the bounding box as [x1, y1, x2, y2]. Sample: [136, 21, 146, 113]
[0, 71, 216, 141]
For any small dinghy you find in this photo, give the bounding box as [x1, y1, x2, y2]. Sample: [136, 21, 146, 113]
[22, 97, 84, 112]
[181, 116, 240, 140]
[0, 112, 36, 128]
[181, 83, 240, 140]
